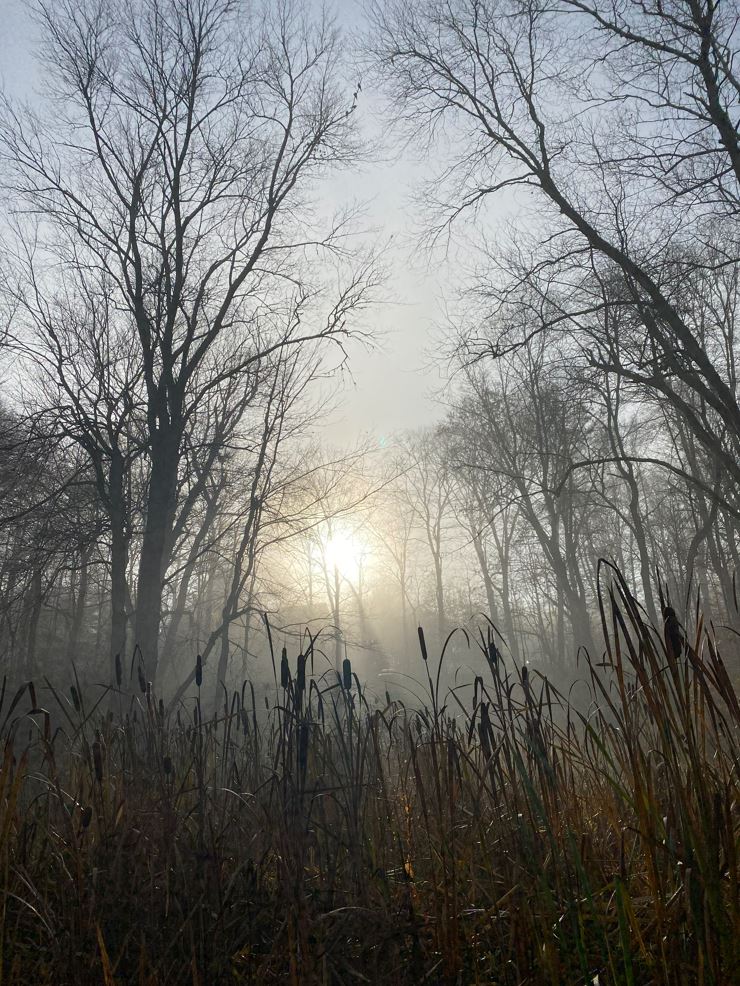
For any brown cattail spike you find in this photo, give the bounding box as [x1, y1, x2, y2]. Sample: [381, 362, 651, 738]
[663, 606, 683, 661]
[280, 648, 289, 689]
[417, 627, 428, 662]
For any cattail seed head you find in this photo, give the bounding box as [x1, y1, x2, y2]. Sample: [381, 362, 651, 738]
[296, 654, 306, 691]
[114, 653, 122, 687]
[195, 654, 203, 688]
[280, 647, 289, 689]
[342, 657, 352, 691]
[417, 627, 428, 662]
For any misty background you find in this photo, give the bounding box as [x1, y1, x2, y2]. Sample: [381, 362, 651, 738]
[0, 0, 738, 707]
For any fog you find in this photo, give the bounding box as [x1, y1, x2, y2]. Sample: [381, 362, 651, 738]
[1, 4, 739, 983]
[0, 0, 738, 712]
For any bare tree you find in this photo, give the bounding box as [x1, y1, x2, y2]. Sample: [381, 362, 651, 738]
[397, 430, 454, 641]
[2, 0, 374, 682]
[367, 0, 740, 500]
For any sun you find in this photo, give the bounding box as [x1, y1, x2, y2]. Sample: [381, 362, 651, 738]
[324, 525, 367, 581]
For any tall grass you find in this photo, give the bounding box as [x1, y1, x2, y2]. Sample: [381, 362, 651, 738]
[0, 566, 737, 984]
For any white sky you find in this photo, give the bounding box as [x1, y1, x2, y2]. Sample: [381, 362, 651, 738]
[0, 0, 460, 447]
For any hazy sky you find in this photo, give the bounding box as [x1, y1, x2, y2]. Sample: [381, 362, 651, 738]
[0, 0, 456, 447]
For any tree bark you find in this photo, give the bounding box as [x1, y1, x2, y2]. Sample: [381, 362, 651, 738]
[66, 545, 91, 663]
[134, 432, 180, 684]
[109, 452, 129, 679]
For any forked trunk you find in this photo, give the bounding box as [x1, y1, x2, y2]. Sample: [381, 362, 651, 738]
[134, 435, 180, 685]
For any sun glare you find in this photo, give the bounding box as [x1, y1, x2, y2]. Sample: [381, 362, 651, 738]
[324, 527, 367, 581]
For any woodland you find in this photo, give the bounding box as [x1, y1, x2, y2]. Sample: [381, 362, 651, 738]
[0, 1, 737, 983]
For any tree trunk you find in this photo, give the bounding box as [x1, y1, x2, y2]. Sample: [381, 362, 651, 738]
[109, 453, 129, 679]
[24, 568, 43, 678]
[471, 529, 500, 626]
[625, 473, 659, 626]
[66, 546, 91, 663]
[159, 488, 222, 678]
[499, 553, 519, 664]
[432, 548, 445, 642]
[134, 434, 179, 684]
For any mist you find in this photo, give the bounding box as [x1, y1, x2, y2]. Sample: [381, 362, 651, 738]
[0, 2, 738, 983]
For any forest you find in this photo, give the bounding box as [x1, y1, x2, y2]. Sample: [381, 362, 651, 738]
[0, 1, 737, 983]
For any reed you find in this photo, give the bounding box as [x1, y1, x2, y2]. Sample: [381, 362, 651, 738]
[0, 569, 736, 984]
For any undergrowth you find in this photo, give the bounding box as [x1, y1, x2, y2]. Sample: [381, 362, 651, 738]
[0, 565, 737, 984]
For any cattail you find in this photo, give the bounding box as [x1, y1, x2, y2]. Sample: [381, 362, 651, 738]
[92, 738, 103, 784]
[417, 627, 428, 662]
[342, 657, 352, 691]
[478, 703, 492, 760]
[663, 606, 683, 660]
[195, 654, 203, 687]
[81, 805, 92, 829]
[114, 653, 122, 688]
[296, 654, 306, 692]
[298, 722, 309, 772]
[280, 647, 289, 689]
[158, 698, 165, 719]
[70, 685, 81, 712]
